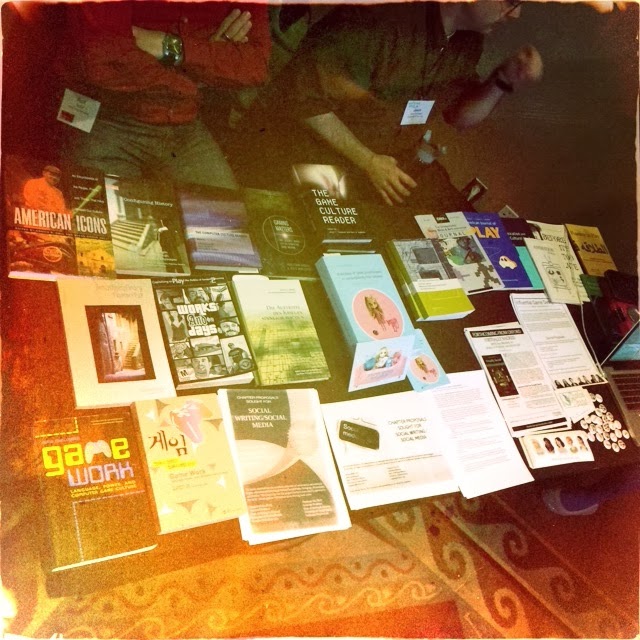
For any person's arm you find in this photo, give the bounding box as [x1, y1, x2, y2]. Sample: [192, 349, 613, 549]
[444, 45, 543, 130]
[305, 111, 417, 207]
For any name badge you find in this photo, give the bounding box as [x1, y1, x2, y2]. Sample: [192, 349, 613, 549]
[400, 100, 434, 126]
[57, 89, 101, 133]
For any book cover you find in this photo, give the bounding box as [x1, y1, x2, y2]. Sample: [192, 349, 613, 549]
[58, 278, 176, 408]
[242, 187, 317, 280]
[414, 212, 504, 294]
[152, 276, 255, 390]
[218, 388, 351, 544]
[231, 275, 330, 386]
[501, 217, 544, 289]
[565, 223, 617, 277]
[406, 329, 450, 392]
[316, 254, 414, 392]
[387, 238, 474, 320]
[104, 174, 191, 277]
[464, 212, 532, 290]
[132, 394, 247, 533]
[177, 183, 261, 273]
[33, 413, 157, 571]
[4, 155, 116, 280]
[291, 163, 372, 246]
[527, 220, 588, 302]
[524, 239, 581, 304]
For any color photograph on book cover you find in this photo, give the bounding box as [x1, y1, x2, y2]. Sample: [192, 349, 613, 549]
[85, 305, 155, 384]
[353, 288, 405, 339]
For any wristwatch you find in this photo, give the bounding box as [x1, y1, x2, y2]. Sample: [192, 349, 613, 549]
[161, 33, 184, 67]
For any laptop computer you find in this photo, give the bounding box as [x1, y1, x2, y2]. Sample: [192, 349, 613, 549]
[602, 320, 640, 446]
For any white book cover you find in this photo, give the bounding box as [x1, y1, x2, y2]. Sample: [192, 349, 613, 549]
[58, 278, 175, 408]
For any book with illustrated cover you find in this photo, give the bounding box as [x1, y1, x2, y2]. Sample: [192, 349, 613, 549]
[565, 223, 617, 277]
[242, 187, 317, 280]
[152, 276, 255, 390]
[406, 329, 450, 392]
[219, 388, 351, 544]
[232, 275, 330, 386]
[33, 413, 157, 571]
[501, 217, 544, 290]
[4, 155, 116, 280]
[177, 183, 261, 273]
[415, 211, 504, 295]
[464, 212, 532, 290]
[58, 278, 176, 408]
[386, 238, 474, 321]
[104, 174, 190, 277]
[316, 253, 415, 392]
[132, 394, 246, 533]
[291, 163, 372, 248]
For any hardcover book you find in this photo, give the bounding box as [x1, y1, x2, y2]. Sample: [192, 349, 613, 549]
[33, 413, 157, 571]
[231, 275, 330, 386]
[316, 253, 415, 392]
[501, 217, 544, 290]
[242, 187, 317, 280]
[415, 211, 504, 294]
[58, 278, 176, 408]
[291, 163, 372, 248]
[219, 388, 351, 544]
[4, 155, 116, 280]
[152, 276, 255, 390]
[565, 223, 617, 277]
[104, 174, 191, 277]
[177, 183, 261, 273]
[464, 212, 532, 290]
[132, 394, 247, 533]
[386, 238, 474, 321]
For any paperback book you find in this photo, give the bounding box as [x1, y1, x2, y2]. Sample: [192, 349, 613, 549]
[316, 253, 415, 392]
[501, 217, 544, 290]
[386, 238, 474, 321]
[152, 276, 255, 390]
[58, 278, 176, 408]
[4, 155, 116, 280]
[219, 388, 351, 544]
[177, 183, 261, 273]
[232, 275, 330, 386]
[406, 329, 450, 392]
[242, 187, 317, 280]
[414, 211, 504, 294]
[33, 413, 157, 571]
[565, 223, 617, 277]
[464, 212, 532, 290]
[104, 174, 190, 277]
[132, 394, 247, 533]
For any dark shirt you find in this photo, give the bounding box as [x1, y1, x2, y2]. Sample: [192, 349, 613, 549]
[62, 2, 271, 125]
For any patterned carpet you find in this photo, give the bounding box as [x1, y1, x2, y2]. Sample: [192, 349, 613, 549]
[3, 482, 637, 639]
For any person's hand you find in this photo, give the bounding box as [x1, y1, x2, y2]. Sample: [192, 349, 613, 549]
[211, 9, 253, 44]
[131, 26, 165, 59]
[496, 45, 543, 88]
[365, 154, 417, 207]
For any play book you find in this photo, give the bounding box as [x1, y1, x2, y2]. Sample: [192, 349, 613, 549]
[152, 276, 254, 390]
[4, 155, 115, 280]
[501, 217, 544, 290]
[414, 211, 504, 294]
[527, 220, 588, 302]
[219, 388, 351, 544]
[104, 174, 190, 277]
[242, 187, 317, 280]
[58, 278, 176, 409]
[316, 253, 415, 392]
[177, 183, 261, 273]
[565, 223, 617, 277]
[33, 413, 157, 571]
[132, 394, 246, 533]
[464, 212, 532, 290]
[386, 238, 474, 321]
[231, 275, 330, 386]
[291, 163, 372, 248]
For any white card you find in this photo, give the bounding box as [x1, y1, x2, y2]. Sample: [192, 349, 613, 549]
[57, 89, 101, 133]
[400, 100, 434, 126]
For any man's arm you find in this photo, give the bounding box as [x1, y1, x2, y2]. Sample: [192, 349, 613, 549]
[445, 45, 543, 130]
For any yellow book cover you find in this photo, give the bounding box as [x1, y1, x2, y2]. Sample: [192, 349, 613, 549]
[565, 223, 617, 277]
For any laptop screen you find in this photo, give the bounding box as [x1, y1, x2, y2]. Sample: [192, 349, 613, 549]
[605, 321, 640, 365]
